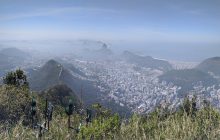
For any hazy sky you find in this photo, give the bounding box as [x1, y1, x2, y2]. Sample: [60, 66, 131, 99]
[0, 0, 220, 43]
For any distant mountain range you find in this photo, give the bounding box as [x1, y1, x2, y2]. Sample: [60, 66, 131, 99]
[122, 51, 173, 71]
[81, 43, 113, 60]
[0, 47, 29, 58]
[0, 48, 30, 76]
[97, 43, 113, 55]
[159, 57, 220, 94]
[2, 47, 220, 115]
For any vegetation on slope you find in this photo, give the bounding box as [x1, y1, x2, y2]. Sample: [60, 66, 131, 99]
[1, 94, 220, 140]
[40, 84, 81, 109]
[0, 85, 31, 124]
[1, 69, 220, 139]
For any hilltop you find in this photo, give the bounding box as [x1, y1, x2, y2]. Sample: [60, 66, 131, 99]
[40, 84, 81, 109]
[159, 69, 218, 94]
[196, 57, 220, 77]
[29, 59, 100, 106]
[0, 47, 29, 59]
[122, 51, 172, 71]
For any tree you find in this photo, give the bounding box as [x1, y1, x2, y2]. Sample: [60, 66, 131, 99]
[3, 69, 29, 88]
[181, 95, 197, 117]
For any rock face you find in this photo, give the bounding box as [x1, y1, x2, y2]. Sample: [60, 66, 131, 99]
[196, 57, 220, 77]
[122, 51, 172, 71]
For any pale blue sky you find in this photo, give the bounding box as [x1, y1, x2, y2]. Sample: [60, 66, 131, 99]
[0, 0, 220, 43]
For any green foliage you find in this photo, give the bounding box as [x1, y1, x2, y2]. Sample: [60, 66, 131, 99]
[65, 99, 74, 116]
[40, 84, 80, 109]
[0, 85, 31, 124]
[180, 96, 197, 117]
[3, 69, 29, 88]
[79, 114, 120, 139]
[2, 78, 220, 139]
[2, 95, 220, 139]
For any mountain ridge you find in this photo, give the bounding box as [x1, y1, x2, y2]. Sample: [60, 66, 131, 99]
[122, 51, 173, 71]
[196, 57, 220, 77]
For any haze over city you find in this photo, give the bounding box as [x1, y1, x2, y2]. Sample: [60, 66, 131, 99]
[0, 0, 220, 61]
[1, 1, 220, 139]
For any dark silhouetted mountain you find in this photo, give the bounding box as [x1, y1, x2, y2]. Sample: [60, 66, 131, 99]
[29, 59, 63, 90]
[29, 59, 100, 105]
[196, 57, 220, 77]
[40, 84, 81, 108]
[122, 51, 172, 71]
[29, 59, 131, 116]
[159, 69, 218, 94]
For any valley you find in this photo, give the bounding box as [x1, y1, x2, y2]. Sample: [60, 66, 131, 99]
[1, 45, 220, 115]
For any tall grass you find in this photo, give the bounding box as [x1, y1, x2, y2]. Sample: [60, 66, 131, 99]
[1, 85, 220, 139]
[1, 106, 220, 140]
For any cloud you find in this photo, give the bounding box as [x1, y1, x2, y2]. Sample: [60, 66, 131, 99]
[0, 6, 119, 21]
[168, 3, 203, 16]
[184, 9, 202, 15]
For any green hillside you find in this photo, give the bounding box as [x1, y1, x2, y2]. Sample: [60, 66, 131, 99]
[159, 69, 218, 94]
[29, 60, 63, 90]
[197, 57, 220, 76]
[40, 84, 81, 109]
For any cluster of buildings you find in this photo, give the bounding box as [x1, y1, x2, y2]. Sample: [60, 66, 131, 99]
[72, 60, 182, 113]
[65, 58, 220, 114]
